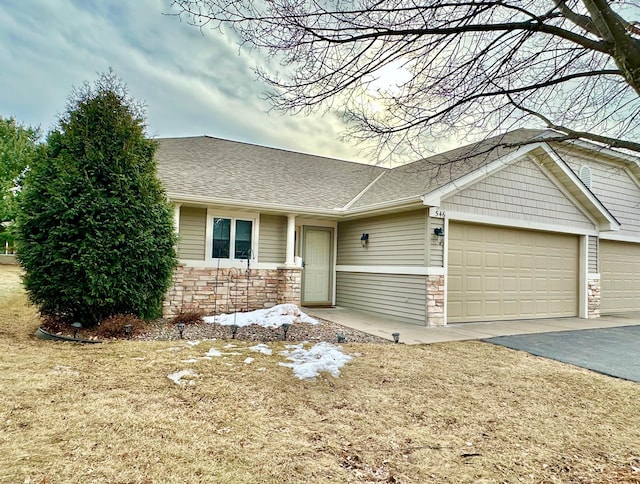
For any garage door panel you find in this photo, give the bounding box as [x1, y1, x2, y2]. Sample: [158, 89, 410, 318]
[448, 223, 578, 323]
[466, 301, 482, 318]
[601, 240, 640, 313]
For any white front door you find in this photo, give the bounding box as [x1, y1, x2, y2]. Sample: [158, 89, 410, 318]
[302, 227, 332, 305]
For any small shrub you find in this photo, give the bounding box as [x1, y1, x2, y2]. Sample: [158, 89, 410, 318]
[96, 314, 147, 338]
[171, 310, 204, 326]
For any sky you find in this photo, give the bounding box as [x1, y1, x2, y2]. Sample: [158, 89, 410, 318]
[0, 0, 372, 163]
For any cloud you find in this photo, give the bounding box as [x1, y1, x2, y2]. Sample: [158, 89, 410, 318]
[0, 0, 373, 162]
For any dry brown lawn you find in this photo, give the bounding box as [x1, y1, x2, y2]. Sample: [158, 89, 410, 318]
[1, 264, 639, 483]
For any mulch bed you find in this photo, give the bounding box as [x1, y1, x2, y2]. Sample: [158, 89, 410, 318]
[139, 317, 391, 344]
[41, 317, 391, 345]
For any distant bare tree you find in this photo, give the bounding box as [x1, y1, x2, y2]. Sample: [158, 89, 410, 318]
[172, 0, 640, 159]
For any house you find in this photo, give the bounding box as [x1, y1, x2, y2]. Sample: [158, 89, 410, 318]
[155, 129, 640, 326]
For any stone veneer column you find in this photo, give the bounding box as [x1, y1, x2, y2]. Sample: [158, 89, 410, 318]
[426, 274, 446, 326]
[163, 264, 185, 318]
[277, 267, 302, 306]
[587, 275, 601, 318]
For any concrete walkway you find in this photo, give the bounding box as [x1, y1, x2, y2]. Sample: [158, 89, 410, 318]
[303, 306, 640, 345]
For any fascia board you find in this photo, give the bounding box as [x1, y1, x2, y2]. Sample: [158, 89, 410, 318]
[168, 193, 424, 219]
[562, 138, 640, 165]
[167, 193, 339, 218]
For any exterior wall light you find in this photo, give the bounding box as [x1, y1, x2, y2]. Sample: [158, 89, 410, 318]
[360, 233, 369, 247]
[434, 227, 444, 237]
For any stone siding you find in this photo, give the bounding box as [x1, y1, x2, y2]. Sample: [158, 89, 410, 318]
[426, 274, 446, 326]
[587, 276, 601, 318]
[163, 265, 302, 318]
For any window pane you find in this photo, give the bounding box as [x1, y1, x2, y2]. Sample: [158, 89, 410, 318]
[235, 220, 252, 259]
[212, 217, 231, 258]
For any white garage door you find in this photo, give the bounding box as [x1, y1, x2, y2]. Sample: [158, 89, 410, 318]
[448, 223, 579, 323]
[600, 240, 640, 313]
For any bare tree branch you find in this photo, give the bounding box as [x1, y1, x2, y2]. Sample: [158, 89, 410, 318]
[170, 0, 640, 160]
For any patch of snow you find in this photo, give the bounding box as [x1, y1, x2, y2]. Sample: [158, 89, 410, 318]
[244, 357, 254, 364]
[224, 343, 237, 348]
[203, 303, 318, 328]
[180, 358, 199, 363]
[167, 369, 199, 386]
[250, 343, 272, 355]
[279, 342, 353, 380]
[186, 340, 201, 347]
[131, 357, 145, 361]
[205, 347, 223, 357]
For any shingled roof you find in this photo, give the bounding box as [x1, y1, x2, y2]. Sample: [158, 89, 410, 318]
[156, 136, 386, 213]
[155, 129, 566, 215]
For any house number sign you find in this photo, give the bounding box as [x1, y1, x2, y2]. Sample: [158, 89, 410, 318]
[429, 207, 446, 218]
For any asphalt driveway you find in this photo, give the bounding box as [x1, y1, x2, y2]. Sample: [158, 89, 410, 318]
[485, 325, 640, 382]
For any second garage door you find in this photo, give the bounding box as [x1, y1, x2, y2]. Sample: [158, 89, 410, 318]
[448, 223, 579, 323]
[601, 240, 640, 313]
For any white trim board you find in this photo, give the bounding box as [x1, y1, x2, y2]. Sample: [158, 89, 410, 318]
[336, 265, 444, 276]
[444, 211, 598, 236]
[180, 259, 281, 270]
[599, 233, 640, 244]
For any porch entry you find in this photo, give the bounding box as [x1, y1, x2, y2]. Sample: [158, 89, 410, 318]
[302, 226, 333, 305]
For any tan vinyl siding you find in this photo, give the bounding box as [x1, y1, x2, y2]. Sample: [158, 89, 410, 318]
[258, 214, 287, 263]
[588, 236, 598, 273]
[336, 272, 425, 324]
[442, 157, 594, 230]
[178, 207, 206, 260]
[429, 217, 445, 267]
[560, 149, 640, 235]
[337, 209, 426, 266]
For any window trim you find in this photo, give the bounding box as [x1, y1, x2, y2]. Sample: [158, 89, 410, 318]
[205, 209, 258, 265]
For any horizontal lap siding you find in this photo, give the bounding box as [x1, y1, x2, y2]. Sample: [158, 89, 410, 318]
[429, 217, 444, 267]
[588, 236, 598, 273]
[337, 210, 426, 266]
[178, 207, 206, 260]
[336, 272, 425, 325]
[259, 214, 286, 263]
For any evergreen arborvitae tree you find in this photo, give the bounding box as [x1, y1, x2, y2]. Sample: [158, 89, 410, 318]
[15, 72, 177, 324]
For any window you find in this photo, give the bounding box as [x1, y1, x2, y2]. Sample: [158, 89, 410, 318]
[212, 217, 253, 259]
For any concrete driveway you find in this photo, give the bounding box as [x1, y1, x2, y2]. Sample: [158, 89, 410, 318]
[485, 324, 640, 382]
